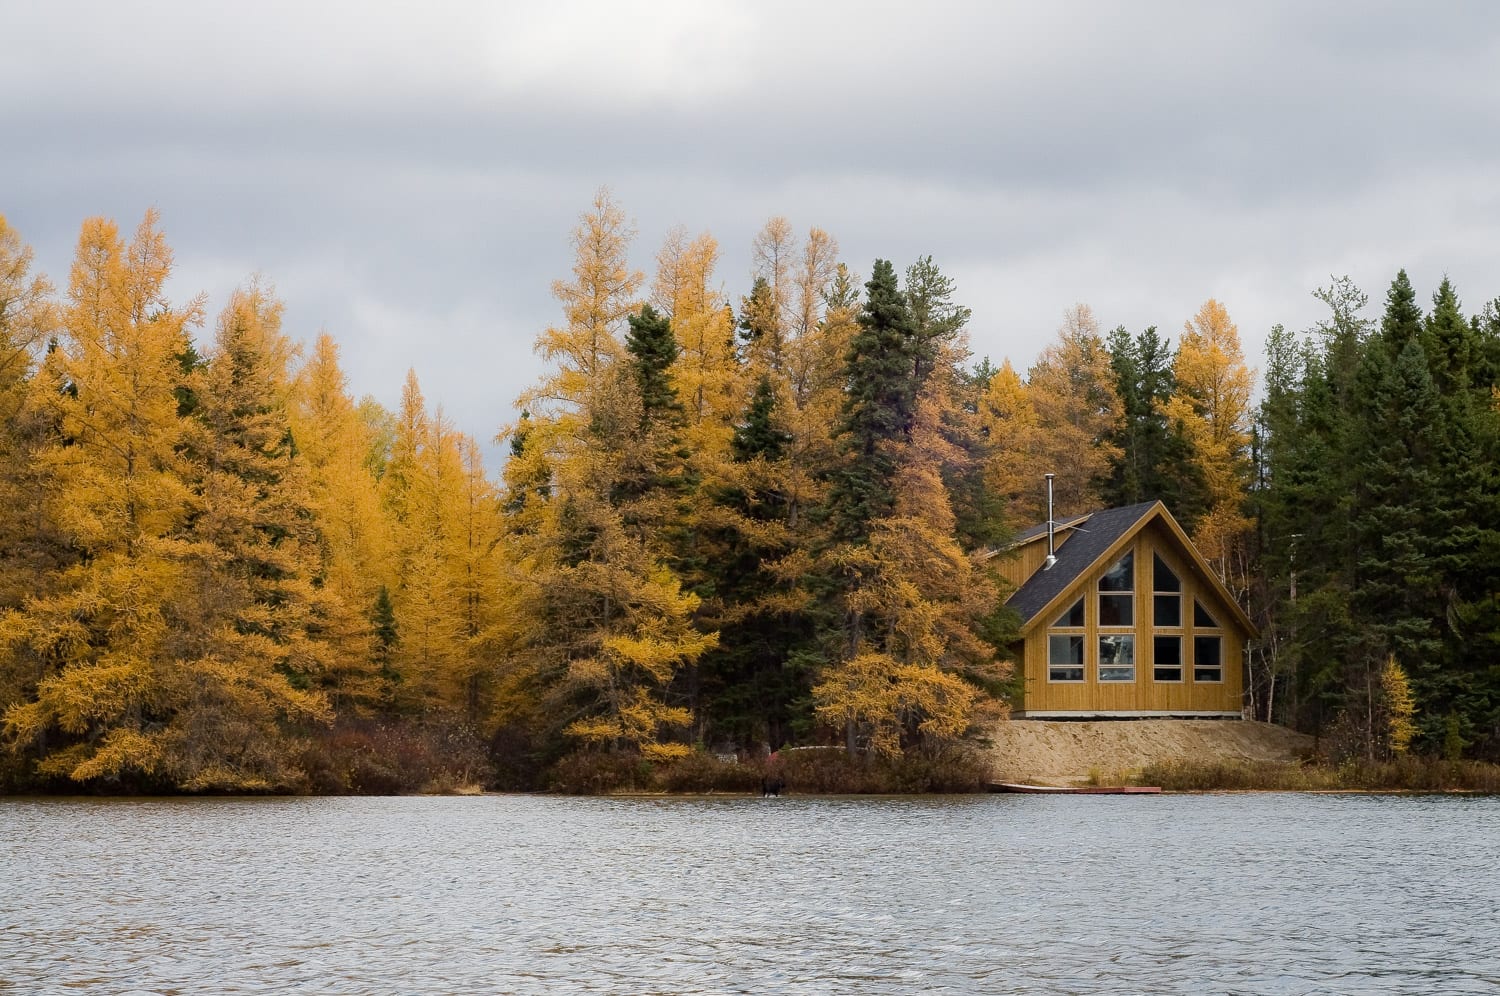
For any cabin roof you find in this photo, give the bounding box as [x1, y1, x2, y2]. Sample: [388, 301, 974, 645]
[1005, 501, 1159, 625]
[1005, 512, 1090, 549]
[1004, 500, 1258, 638]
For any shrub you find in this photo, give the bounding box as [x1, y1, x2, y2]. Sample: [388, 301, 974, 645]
[297, 719, 492, 795]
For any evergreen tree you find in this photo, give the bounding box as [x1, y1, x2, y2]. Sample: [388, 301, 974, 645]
[828, 259, 916, 541]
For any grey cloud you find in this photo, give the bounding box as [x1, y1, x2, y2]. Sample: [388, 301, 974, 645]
[6, 1, 1500, 465]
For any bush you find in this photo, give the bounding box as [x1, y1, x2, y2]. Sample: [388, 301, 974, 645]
[655, 752, 765, 793]
[297, 719, 492, 795]
[545, 751, 657, 794]
[773, 746, 990, 794]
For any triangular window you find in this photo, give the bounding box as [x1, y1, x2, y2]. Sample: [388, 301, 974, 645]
[1194, 599, 1218, 628]
[1053, 598, 1085, 628]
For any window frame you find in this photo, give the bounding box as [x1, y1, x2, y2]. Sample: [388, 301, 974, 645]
[1151, 552, 1184, 683]
[1094, 549, 1136, 683]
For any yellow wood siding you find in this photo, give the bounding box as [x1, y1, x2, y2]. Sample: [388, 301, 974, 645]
[992, 527, 1083, 592]
[1018, 524, 1245, 715]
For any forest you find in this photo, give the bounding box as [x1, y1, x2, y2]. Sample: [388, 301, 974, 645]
[0, 193, 1497, 793]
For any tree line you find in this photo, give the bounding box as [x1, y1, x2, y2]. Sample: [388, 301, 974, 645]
[0, 195, 1493, 791]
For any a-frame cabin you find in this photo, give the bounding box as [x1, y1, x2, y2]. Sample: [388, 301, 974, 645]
[995, 501, 1256, 718]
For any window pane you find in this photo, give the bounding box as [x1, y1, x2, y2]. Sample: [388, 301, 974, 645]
[1053, 597, 1085, 628]
[1154, 594, 1181, 627]
[1099, 634, 1134, 681]
[1154, 635, 1182, 682]
[1194, 599, 1218, 628]
[1099, 551, 1134, 592]
[1050, 635, 1085, 681]
[1099, 594, 1133, 626]
[1194, 635, 1222, 682]
[1153, 553, 1180, 593]
[1101, 634, 1134, 665]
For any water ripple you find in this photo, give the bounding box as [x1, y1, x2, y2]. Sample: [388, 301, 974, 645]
[2, 793, 1497, 994]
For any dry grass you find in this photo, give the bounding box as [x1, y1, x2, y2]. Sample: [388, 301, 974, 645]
[1132, 756, 1500, 793]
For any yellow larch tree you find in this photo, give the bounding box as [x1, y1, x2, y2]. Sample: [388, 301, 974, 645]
[379, 372, 468, 712]
[978, 359, 1046, 522]
[502, 190, 714, 760]
[1163, 298, 1254, 591]
[814, 358, 1007, 757]
[168, 283, 345, 789]
[1, 213, 329, 789]
[0, 216, 62, 614]
[654, 229, 740, 461]
[289, 333, 387, 712]
[990, 306, 1122, 522]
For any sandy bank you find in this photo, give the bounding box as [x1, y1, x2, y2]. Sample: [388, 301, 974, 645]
[987, 718, 1315, 786]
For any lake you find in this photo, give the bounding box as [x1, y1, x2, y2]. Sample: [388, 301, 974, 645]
[2, 793, 1497, 994]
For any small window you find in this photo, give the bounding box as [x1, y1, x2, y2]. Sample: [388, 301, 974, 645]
[1193, 635, 1222, 682]
[1099, 634, 1135, 681]
[1099, 594, 1134, 627]
[1153, 635, 1182, 682]
[1099, 551, 1134, 592]
[1194, 600, 1218, 628]
[1049, 635, 1085, 682]
[1152, 553, 1180, 592]
[1053, 598, 1085, 628]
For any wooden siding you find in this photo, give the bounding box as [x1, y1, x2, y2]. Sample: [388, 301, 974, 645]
[1018, 522, 1245, 715]
[993, 526, 1082, 593]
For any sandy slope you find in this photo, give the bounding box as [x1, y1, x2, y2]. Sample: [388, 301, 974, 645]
[986, 719, 1315, 785]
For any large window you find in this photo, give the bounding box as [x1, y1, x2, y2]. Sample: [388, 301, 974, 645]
[1153, 553, 1181, 626]
[1096, 551, 1135, 681]
[1098, 551, 1134, 626]
[1152, 554, 1183, 682]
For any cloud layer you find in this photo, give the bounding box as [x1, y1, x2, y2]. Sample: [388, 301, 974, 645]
[7, 1, 1499, 462]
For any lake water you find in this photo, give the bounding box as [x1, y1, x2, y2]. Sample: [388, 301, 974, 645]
[2, 793, 1497, 994]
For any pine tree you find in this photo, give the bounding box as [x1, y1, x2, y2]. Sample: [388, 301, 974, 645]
[828, 259, 916, 541]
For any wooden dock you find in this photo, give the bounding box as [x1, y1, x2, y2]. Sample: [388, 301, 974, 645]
[988, 782, 1162, 794]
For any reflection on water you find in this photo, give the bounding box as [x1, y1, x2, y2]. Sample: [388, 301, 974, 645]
[2, 793, 1498, 994]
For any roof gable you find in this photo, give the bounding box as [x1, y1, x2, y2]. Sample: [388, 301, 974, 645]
[1004, 501, 1257, 638]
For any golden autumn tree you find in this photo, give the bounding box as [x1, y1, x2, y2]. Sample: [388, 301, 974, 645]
[0, 216, 62, 613]
[1006, 304, 1123, 521]
[501, 190, 715, 760]
[814, 259, 1005, 756]
[814, 372, 1007, 757]
[978, 359, 1045, 521]
[652, 228, 740, 463]
[379, 372, 466, 711]
[1163, 299, 1253, 592]
[289, 333, 388, 711]
[170, 283, 347, 788]
[1, 214, 325, 789]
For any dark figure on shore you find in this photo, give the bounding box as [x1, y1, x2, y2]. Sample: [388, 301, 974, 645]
[761, 775, 785, 797]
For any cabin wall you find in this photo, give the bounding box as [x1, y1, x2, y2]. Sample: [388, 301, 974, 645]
[994, 528, 1080, 592]
[1017, 523, 1245, 716]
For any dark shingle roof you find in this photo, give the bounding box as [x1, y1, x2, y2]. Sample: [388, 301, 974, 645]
[1005, 501, 1160, 626]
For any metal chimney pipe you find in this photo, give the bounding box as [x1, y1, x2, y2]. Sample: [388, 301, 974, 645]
[1044, 473, 1057, 569]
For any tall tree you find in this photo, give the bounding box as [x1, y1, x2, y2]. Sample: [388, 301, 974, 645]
[1163, 299, 1254, 592]
[2, 214, 326, 789]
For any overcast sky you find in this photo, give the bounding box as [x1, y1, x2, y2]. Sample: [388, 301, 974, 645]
[6, 1, 1500, 465]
